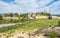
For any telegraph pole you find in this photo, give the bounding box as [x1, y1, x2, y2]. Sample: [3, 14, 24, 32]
[48, 7, 52, 19]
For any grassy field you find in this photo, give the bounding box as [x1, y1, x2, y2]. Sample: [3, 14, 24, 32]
[0, 19, 21, 24]
[19, 18, 60, 30]
[0, 18, 60, 33]
[0, 18, 32, 24]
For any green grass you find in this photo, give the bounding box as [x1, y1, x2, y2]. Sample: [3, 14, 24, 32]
[49, 31, 56, 38]
[0, 19, 32, 24]
[0, 18, 60, 33]
[0, 19, 21, 24]
[19, 18, 60, 30]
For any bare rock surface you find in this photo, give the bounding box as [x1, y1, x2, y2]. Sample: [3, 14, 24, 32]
[0, 26, 60, 38]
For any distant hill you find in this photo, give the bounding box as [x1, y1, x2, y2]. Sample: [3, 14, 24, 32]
[52, 14, 60, 17]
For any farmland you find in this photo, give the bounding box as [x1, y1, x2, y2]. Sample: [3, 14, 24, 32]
[0, 18, 60, 33]
[19, 18, 60, 30]
[0, 18, 60, 38]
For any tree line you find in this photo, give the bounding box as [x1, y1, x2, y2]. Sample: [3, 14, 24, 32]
[0, 12, 52, 20]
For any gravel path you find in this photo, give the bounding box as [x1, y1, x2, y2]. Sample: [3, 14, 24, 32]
[0, 21, 30, 28]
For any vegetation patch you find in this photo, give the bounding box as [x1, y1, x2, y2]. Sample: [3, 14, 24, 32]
[0, 19, 60, 34]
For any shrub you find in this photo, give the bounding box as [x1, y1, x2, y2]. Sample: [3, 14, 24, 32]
[0, 15, 3, 20]
[58, 21, 60, 26]
[13, 19, 21, 23]
[49, 31, 56, 38]
[48, 14, 52, 19]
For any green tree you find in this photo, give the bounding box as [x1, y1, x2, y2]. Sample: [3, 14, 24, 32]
[14, 13, 19, 17]
[9, 13, 13, 22]
[4, 13, 10, 17]
[58, 21, 60, 26]
[20, 14, 28, 22]
[0, 15, 3, 20]
[36, 12, 50, 16]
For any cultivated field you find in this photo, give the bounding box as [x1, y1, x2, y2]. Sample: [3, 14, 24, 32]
[0, 18, 60, 33]
[0, 18, 60, 38]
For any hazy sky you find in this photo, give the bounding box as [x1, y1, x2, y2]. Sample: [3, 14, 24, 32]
[0, 0, 60, 14]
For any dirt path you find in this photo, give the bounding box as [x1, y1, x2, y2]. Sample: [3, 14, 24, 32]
[0, 21, 30, 28]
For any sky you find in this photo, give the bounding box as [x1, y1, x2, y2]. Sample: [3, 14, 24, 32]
[0, 0, 60, 14]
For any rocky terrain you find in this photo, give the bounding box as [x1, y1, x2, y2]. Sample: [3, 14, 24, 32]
[0, 26, 60, 38]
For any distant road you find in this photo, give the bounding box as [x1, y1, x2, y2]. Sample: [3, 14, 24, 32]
[0, 23, 21, 28]
[0, 21, 30, 28]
